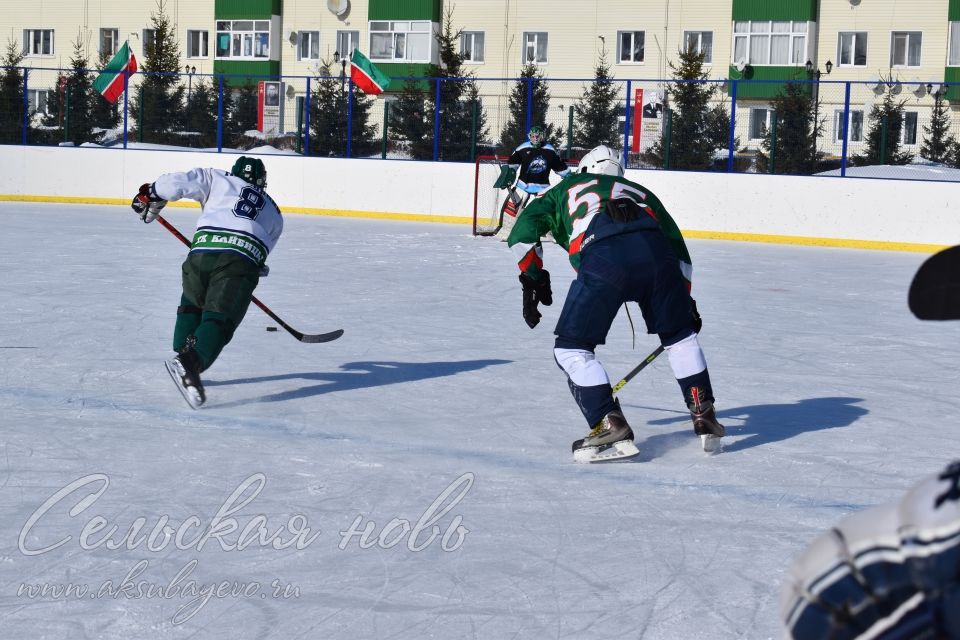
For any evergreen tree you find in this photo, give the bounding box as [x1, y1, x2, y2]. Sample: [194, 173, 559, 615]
[920, 88, 955, 164]
[225, 83, 258, 145]
[183, 78, 218, 147]
[499, 63, 564, 154]
[43, 38, 95, 145]
[643, 45, 722, 170]
[89, 48, 121, 141]
[756, 81, 821, 175]
[0, 40, 25, 144]
[390, 7, 488, 161]
[573, 49, 621, 150]
[852, 81, 913, 166]
[130, 0, 185, 143]
[308, 62, 378, 157]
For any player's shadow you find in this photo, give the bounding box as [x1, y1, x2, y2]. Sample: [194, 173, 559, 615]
[633, 396, 867, 457]
[208, 359, 511, 408]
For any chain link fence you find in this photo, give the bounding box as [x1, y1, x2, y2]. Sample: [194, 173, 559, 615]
[1, 65, 957, 181]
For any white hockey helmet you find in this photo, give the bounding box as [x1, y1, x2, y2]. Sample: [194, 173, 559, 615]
[576, 145, 624, 177]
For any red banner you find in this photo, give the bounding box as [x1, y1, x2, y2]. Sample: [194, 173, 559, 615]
[257, 81, 264, 132]
[631, 88, 643, 153]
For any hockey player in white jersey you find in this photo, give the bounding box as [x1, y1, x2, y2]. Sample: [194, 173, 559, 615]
[131, 156, 283, 408]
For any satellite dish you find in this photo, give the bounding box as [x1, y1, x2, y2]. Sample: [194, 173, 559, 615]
[286, 84, 296, 98]
[867, 76, 884, 95]
[735, 59, 747, 73]
[890, 81, 903, 96]
[849, 0, 861, 5]
[327, 0, 349, 16]
[912, 78, 927, 98]
[287, 30, 297, 45]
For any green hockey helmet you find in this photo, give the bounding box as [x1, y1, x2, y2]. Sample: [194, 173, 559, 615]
[231, 156, 267, 188]
[528, 125, 546, 147]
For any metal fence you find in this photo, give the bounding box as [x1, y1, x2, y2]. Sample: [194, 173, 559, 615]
[1, 65, 958, 182]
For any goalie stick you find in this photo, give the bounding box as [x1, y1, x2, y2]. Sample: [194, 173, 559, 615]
[155, 215, 343, 344]
[908, 245, 960, 321]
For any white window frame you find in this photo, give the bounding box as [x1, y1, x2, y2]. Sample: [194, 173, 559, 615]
[900, 111, 919, 145]
[833, 109, 864, 143]
[748, 107, 771, 140]
[522, 31, 548, 64]
[950, 22, 960, 66]
[369, 21, 433, 63]
[733, 21, 807, 66]
[683, 30, 713, 64]
[617, 30, 645, 64]
[143, 29, 157, 57]
[23, 29, 54, 57]
[890, 31, 922, 68]
[837, 32, 867, 67]
[336, 30, 360, 59]
[215, 20, 271, 60]
[186, 29, 209, 58]
[27, 88, 54, 115]
[100, 28, 119, 58]
[461, 31, 484, 63]
[297, 30, 319, 61]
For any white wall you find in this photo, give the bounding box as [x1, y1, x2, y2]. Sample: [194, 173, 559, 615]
[0, 146, 957, 250]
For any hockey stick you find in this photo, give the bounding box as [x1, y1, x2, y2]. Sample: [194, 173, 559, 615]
[611, 345, 665, 395]
[155, 215, 343, 343]
[908, 245, 960, 321]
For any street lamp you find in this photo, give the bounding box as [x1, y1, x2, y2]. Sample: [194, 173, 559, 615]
[805, 59, 832, 171]
[333, 50, 347, 89]
[184, 65, 196, 98]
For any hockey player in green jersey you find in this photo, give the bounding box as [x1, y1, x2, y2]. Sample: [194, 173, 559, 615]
[507, 145, 723, 462]
[131, 156, 282, 409]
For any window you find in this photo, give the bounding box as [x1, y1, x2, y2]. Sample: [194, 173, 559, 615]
[461, 31, 484, 62]
[838, 32, 867, 67]
[215, 20, 270, 60]
[370, 21, 432, 62]
[23, 29, 54, 56]
[336, 30, 359, 58]
[522, 31, 548, 63]
[951, 23, 960, 66]
[617, 31, 644, 63]
[891, 31, 921, 67]
[27, 89, 53, 115]
[684, 30, 713, 63]
[187, 30, 208, 58]
[749, 108, 770, 140]
[833, 110, 864, 143]
[100, 28, 119, 57]
[733, 21, 806, 66]
[298, 31, 319, 60]
[901, 112, 918, 145]
[143, 29, 156, 57]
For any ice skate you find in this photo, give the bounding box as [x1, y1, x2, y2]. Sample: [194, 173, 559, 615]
[688, 388, 724, 453]
[164, 339, 206, 409]
[572, 409, 639, 463]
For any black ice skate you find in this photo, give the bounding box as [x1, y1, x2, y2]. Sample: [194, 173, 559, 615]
[164, 339, 206, 409]
[572, 409, 639, 463]
[687, 387, 724, 453]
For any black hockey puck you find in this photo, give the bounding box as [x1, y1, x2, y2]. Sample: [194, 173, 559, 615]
[266, 326, 278, 332]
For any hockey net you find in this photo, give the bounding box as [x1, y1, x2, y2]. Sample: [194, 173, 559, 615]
[472, 155, 510, 236]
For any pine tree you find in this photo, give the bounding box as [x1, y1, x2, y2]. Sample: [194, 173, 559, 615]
[573, 49, 621, 150]
[0, 40, 25, 144]
[499, 63, 564, 154]
[642, 45, 722, 170]
[920, 88, 955, 164]
[225, 82, 258, 145]
[130, 0, 185, 143]
[389, 80, 434, 159]
[89, 48, 121, 141]
[756, 81, 821, 175]
[183, 78, 218, 147]
[43, 38, 95, 145]
[308, 62, 378, 157]
[852, 80, 913, 166]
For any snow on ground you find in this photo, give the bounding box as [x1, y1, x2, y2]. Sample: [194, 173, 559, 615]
[817, 160, 960, 181]
[0, 202, 954, 639]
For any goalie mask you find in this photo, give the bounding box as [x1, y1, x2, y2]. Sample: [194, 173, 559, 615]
[576, 145, 624, 177]
[527, 125, 546, 148]
[231, 156, 267, 189]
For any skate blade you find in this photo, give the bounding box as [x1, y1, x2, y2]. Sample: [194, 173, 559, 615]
[164, 359, 204, 410]
[700, 434, 722, 454]
[573, 439, 640, 464]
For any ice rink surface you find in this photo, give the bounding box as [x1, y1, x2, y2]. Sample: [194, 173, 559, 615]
[0, 202, 955, 639]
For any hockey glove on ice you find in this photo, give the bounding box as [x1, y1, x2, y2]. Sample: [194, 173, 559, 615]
[131, 183, 167, 223]
[691, 299, 702, 334]
[519, 270, 552, 329]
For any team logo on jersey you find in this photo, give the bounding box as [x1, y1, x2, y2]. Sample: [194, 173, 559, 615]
[528, 156, 548, 174]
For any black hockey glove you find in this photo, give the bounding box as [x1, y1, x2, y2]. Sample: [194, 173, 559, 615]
[519, 270, 552, 329]
[131, 182, 167, 223]
[691, 298, 702, 334]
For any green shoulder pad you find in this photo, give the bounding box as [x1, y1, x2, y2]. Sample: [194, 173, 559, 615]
[493, 165, 517, 190]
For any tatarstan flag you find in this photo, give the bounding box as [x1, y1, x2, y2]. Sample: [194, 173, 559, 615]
[93, 41, 137, 103]
[350, 49, 391, 95]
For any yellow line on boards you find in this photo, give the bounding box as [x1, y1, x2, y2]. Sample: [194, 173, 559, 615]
[0, 194, 948, 253]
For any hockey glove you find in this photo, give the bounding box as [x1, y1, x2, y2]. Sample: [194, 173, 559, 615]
[259, 264, 270, 278]
[691, 298, 702, 334]
[519, 270, 552, 329]
[131, 183, 167, 223]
